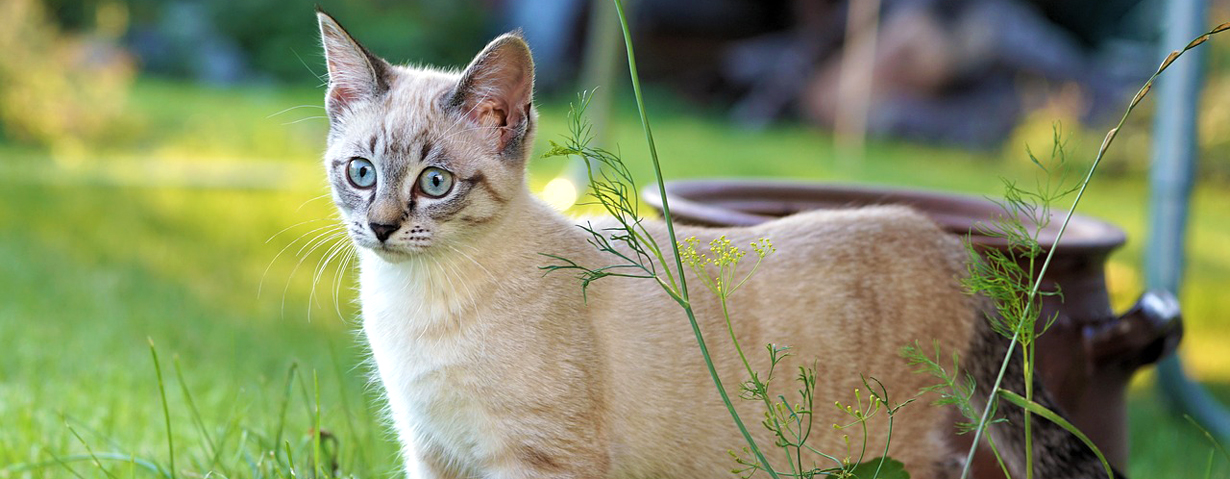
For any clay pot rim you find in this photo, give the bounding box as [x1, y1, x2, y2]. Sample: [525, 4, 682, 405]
[642, 178, 1127, 254]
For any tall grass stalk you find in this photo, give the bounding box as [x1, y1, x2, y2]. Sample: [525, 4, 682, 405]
[614, 0, 781, 474]
[148, 338, 176, 479]
[957, 21, 1230, 479]
[313, 370, 323, 479]
[65, 422, 120, 479]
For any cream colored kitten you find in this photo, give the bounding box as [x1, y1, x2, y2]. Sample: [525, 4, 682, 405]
[316, 9, 1116, 479]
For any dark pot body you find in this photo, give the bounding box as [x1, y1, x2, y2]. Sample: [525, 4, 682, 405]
[643, 179, 1182, 476]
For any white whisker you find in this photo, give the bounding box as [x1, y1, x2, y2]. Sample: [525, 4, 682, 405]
[283, 116, 329, 126]
[260, 223, 346, 298]
[308, 237, 352, 322]
[295, 193, 334, 214]
[266, 104, 326, 119]
[282, 230, 348, 320]
[333, 246, 357, 321]
[265, 216, 331, 244]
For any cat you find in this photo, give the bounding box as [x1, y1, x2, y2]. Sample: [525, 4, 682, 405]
[314, 8, 1117, 479]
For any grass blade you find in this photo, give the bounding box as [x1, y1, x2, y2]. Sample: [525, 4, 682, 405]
[1183, 415, 1230, 465]
[313, 370, 323, 479]
[2, 453, 167, 477]
[148, 338, 177, 479]
[172, 355, 226, 475]
[997, 388, 1114, 479]
[273, 362, 299, 463]
[64, 422, 121, 479]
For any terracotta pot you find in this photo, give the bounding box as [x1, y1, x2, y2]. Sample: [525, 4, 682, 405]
[642, 179, 1183, 476]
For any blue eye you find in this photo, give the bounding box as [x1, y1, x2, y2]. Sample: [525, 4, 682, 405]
[347, 158, 376, 188]
[418, 167, 454, 198]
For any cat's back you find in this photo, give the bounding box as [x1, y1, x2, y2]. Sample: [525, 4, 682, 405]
[649, 204, 969, 283]
[750, 204, 962, 261]
[593, 204, 972, 324]
[584, 205, 978, 477]
[736, 204, 976, 346]
[675, 204, 974, 341]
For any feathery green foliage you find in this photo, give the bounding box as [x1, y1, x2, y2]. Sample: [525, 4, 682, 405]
[900, 341, 1013, 478]
[963, 127, 1075, 345]
[950, 22, 1230, 479]
[539, 92, 668, 299]
[958, 126, 1077, 479]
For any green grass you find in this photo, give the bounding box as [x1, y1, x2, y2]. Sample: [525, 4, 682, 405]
[1, 79, 1227, 477]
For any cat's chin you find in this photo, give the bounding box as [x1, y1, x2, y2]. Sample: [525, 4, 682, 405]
[367, 245, 422, 264]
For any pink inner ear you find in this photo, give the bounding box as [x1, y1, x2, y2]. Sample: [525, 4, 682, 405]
[469, 98, 526, 150]
[453, 36, 534, 150]
[329, 84, 360, 110]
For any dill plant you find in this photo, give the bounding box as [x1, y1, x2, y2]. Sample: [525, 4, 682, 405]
[899, 129, 1079, 479]
[542, 94, 911, 477]
[677, 236, 911, 478]
[543, 2, 911, 476]
[540, 90, 780, 476]
[904, 21, 1230, 479]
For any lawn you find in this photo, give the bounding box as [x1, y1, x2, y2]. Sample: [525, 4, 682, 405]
[0, 79, 1227, 478]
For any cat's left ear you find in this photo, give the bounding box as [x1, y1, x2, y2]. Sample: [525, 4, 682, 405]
[445, 32, 535, 156]
[317, 8, 391, 122]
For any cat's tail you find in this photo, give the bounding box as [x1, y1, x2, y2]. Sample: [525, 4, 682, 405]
[963, 314, 1127, 479]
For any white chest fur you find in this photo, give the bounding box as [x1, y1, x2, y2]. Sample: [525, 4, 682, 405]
[358, 253, 505, 468]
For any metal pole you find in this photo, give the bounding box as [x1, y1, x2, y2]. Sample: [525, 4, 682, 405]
[1148, 0, 1230, 439]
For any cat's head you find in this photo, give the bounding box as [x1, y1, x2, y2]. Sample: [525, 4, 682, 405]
[316, 9, 536, 263]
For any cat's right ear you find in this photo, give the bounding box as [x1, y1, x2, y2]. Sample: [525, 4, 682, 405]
[317, 8, 391, 121]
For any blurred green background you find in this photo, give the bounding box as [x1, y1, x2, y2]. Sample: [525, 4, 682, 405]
[1, 0, 1229, 477]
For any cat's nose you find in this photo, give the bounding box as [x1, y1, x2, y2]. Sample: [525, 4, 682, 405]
[369, 222, 400, 242]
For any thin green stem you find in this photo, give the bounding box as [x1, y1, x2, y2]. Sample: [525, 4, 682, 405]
[64, 423, 120, 479]
[870, 414, 896, 479]
[313, 370, 323, 479]
[987, 434, 1013, 479]
[855, 400, 870, 467]
[1024, 349, 1034, 479]
[610, 1, 779, 476]
[719, 297, 754, 383]
[730, 250, 768, 295]
[147, 339, 176, 479]
[720, 295, 800, 479]
[960, 329, 1019, 479]
[611, 0, 684, 300]
[683, 304, 778, 478]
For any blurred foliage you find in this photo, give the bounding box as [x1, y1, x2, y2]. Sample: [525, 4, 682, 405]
[1004, 10, 1230, 184]
[45, 0, 492, 83]
[0, 0, 134, 154]
[205, 0, 491, 82]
